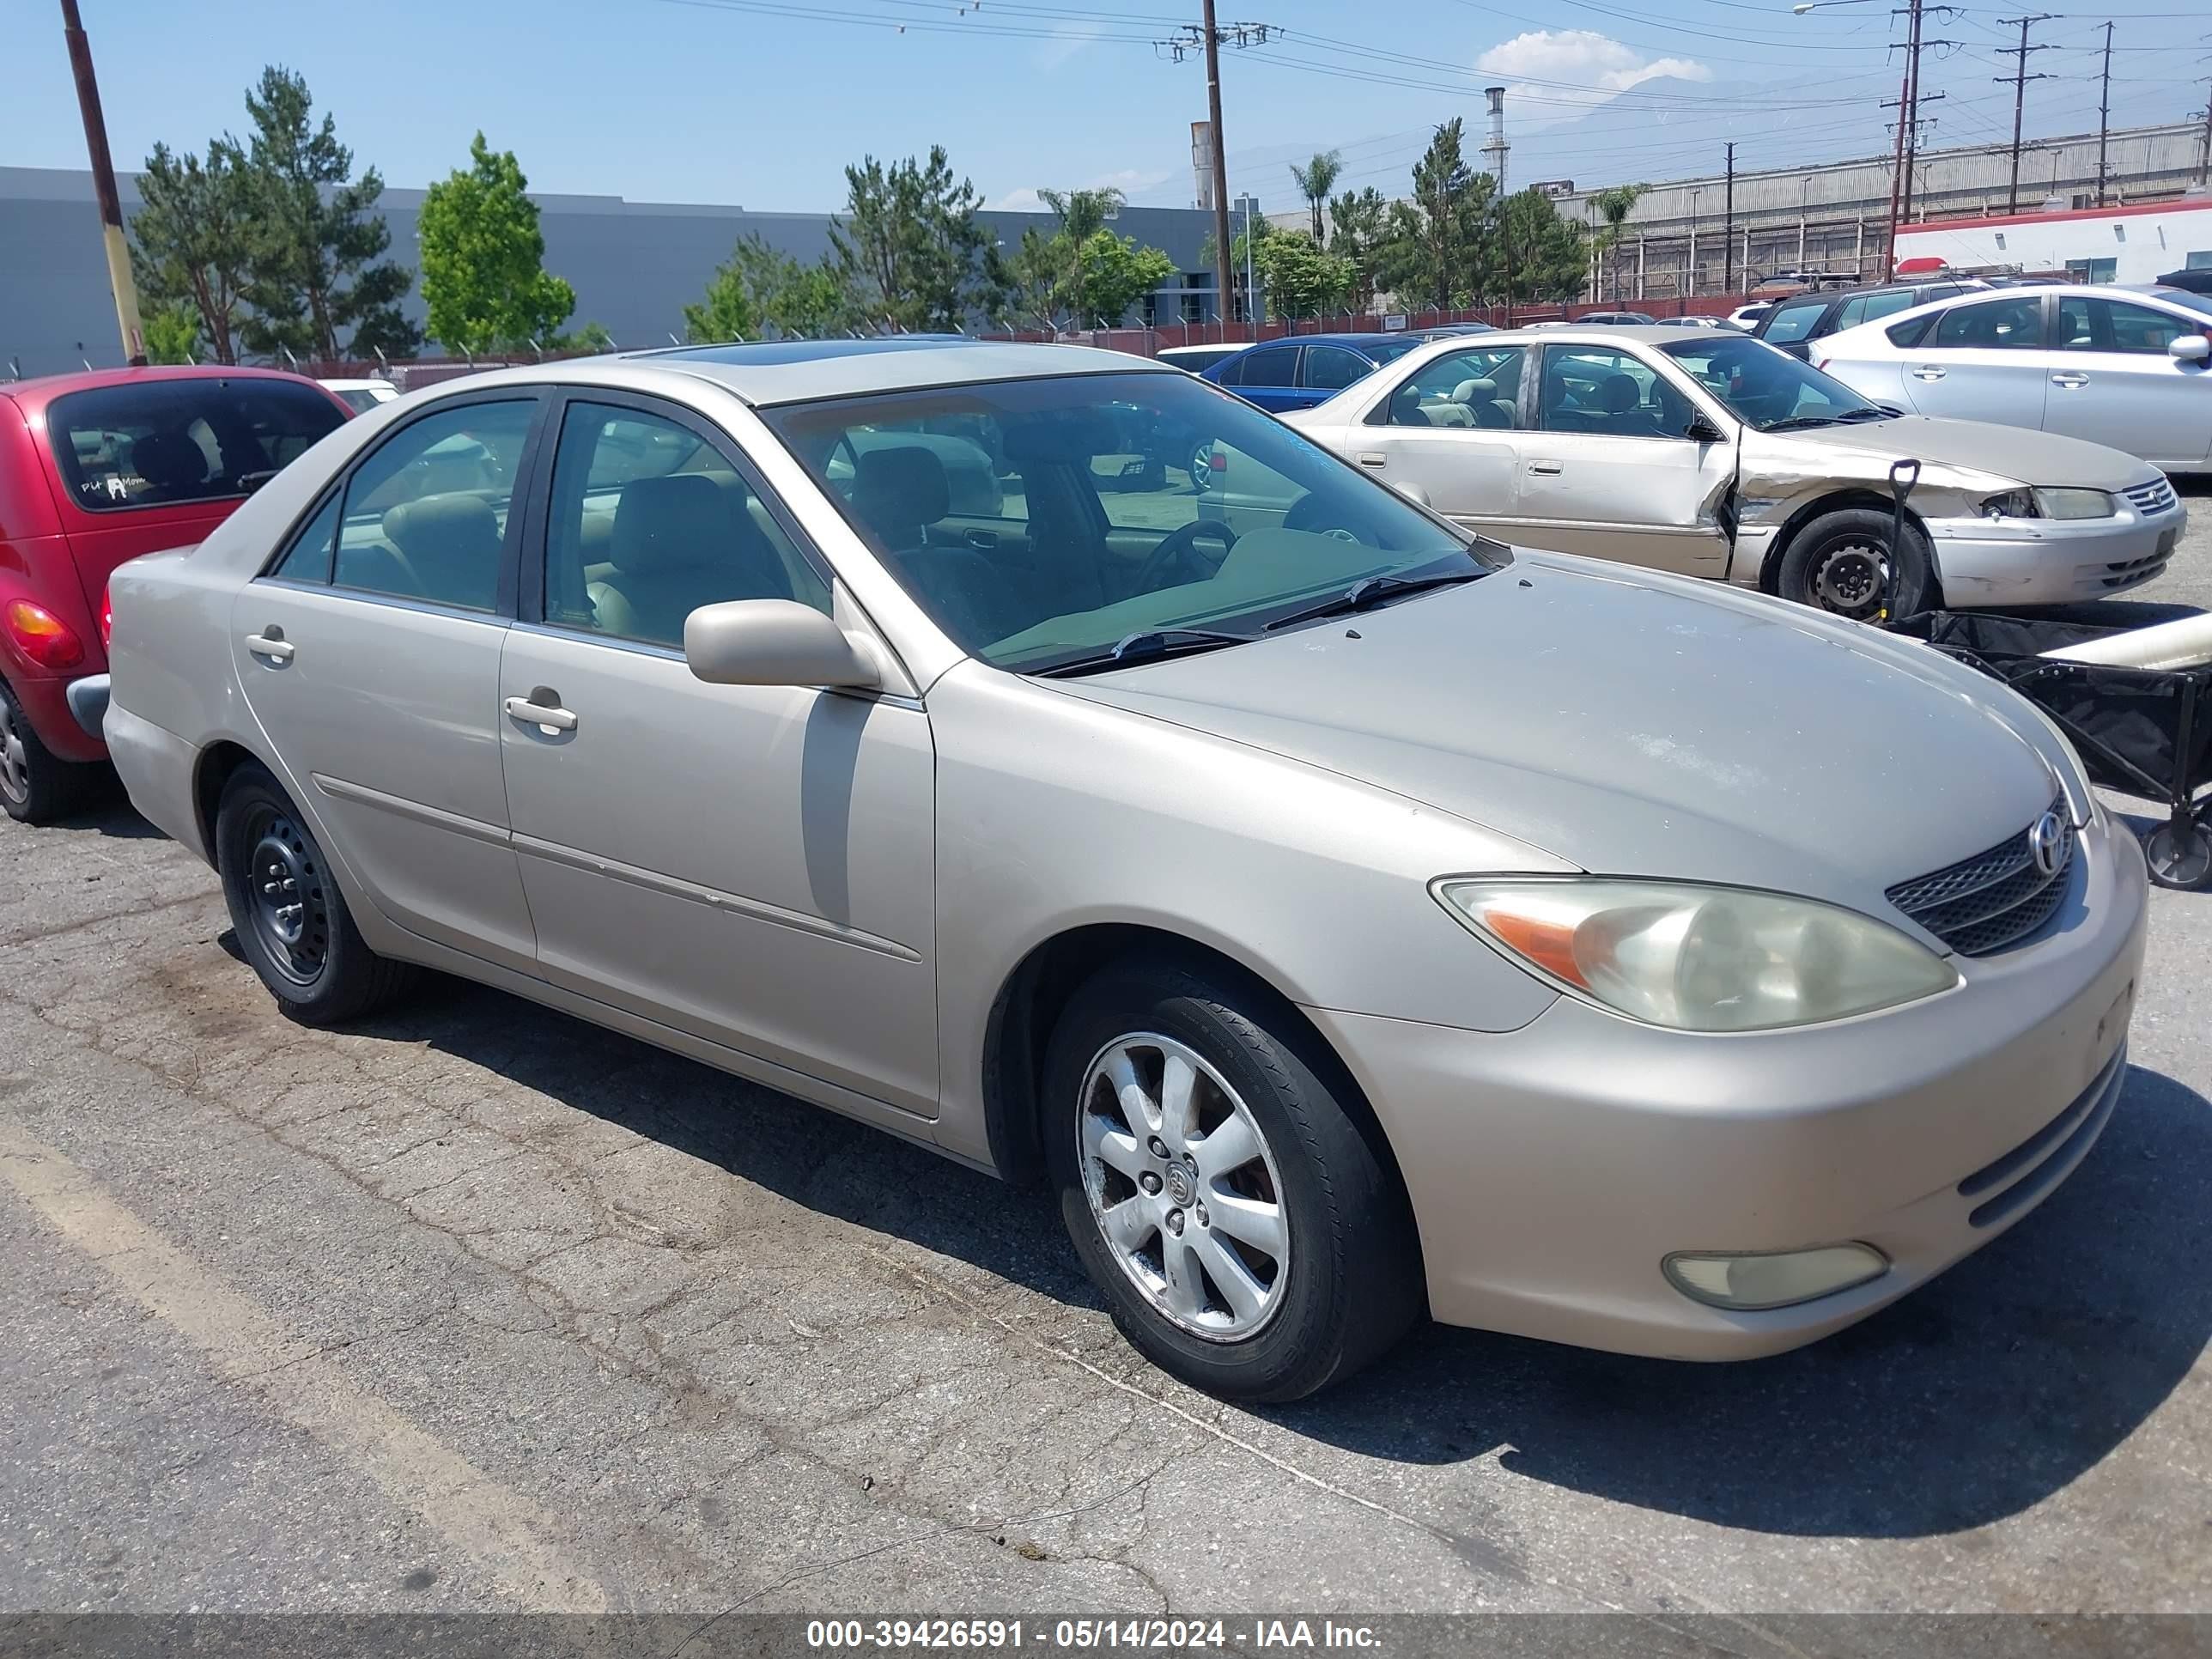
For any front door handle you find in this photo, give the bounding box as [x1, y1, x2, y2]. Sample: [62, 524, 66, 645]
[505, 694, 578, 732]
[244, 630, 295, 664]
[1528, 460, 1564, 476]
[1355, 452, 1389, 468]
[2051, 372, 2090, 389]
[1910, 365, 1947, 381]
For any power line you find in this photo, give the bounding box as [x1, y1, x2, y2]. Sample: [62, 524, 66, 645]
[1153, 8, 1276, 327]
[1994, 13, 2057, 214]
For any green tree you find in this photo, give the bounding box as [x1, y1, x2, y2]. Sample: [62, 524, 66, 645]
[1001, 228, 1063, 329]
[1495, 189, 1587, 303]
[141, 300, 204, 364]
[1072, 229, 1175, 326]
[1037, 186, 1126, 320]
[830, 147, 1000, 331]
[558, 320, 616, 352]
[131, 141, 252, 364]
[417, 133, 576, 355]
[1288, 150, 1342, 240]
[1250, 233, 1355, 320]
[687, 234, 858, 342]
[1380, 120, 1492, 311]
[1589, 183, 1647, 302]
[232, 68, 416, 360]
[684, 262, 757, 343]
[1326, 185, 1390, 310]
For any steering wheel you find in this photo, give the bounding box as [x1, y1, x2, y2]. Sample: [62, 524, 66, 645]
[1134, 519, 1237, 592]
[1282, 490, 1369, 543]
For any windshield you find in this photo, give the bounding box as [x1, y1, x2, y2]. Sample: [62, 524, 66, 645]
[2155, 289, 2212, 324]
[1659, 336, 1887, 431]
[763, 370, 1492, 673]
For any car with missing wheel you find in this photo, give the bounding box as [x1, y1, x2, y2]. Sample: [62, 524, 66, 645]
[1284, 325, 2184, 619]
[104, 340, 2146, 1399]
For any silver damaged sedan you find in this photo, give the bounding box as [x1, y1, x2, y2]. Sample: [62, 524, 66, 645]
[103, 341, 2148, 1400]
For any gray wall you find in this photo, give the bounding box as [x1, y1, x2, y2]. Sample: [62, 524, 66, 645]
[0, 167, 1218, 374]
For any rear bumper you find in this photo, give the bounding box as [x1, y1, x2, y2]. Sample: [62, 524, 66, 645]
[1931, 501, 2185, 607]
[8, 674, 108, 763]
[65, 674, 110, 739]
[104, 702, 210, 863]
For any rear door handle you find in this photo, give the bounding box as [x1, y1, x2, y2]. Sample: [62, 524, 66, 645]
[1528, 460, 1564, 476]
[964, 528, 999, 550]
[505, 695, 578, 732]
[244, 631, 295, 664]
[1355, 452, 1388, 468]
[1910, 365, 1946, 381]
[2051, 372, 2089, 388]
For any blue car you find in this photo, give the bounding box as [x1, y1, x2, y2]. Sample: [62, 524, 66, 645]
[1200, 331, 1461, 413]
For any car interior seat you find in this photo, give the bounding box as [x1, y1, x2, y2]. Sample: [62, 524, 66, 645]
[587, 473, 790, 645]
[130, 428, 211, 499]
[374, 495, 503, 610]
[848, 446, 1023, 643]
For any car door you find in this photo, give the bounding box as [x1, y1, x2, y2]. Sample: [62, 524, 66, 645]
[1893, 292, 2053, 428]
[497, 391, 939, 1117]
[1228, 345, 1304, 412]
[1512, 343, 1734, 576]
[1336, 344, 1528, 535]
[231, 392, 545, 975]
[2043, 294, 2212, 469]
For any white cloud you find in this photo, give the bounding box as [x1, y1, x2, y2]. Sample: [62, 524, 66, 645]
[1036, 20, 1104, 71]
[988, 169, 1171, 215]
[1475, 29, 1711, 123]
[988, 187, 1048, 212]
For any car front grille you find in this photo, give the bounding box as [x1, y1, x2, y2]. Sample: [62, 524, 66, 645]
[1886, 808, 2074, 956]
[2122, 477, 2177, 515]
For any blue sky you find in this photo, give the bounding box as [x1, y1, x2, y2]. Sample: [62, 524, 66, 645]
[7, 0, 2208, 214]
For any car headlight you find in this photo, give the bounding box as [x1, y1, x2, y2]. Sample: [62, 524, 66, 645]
[2033, 487, 2115, 520]
[1433, 878, 1959, 1032]
[1978, 488, 2036, 519]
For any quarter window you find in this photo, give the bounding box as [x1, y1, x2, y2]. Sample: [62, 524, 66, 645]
[542, 401, 829, 649]
[1931, 296, 2045, 349]
[1835, 289, 1917, 330]
[332, 399, 537, 612]
[1759, 300, 1829, 344]
[270, 492, 341, 583]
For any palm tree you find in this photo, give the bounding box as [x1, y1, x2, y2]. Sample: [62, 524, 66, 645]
[1589, 184, 1646, 303]
[1038, 186, 1126, 324]
[1289, 150, 1344, 240]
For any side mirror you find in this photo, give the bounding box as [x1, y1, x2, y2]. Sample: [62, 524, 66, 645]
[1685, 414, 1726, 442]
[684, 599, 881, 690]
[2170, 334, 2211, 365]
[1393, 479, 1432, 507]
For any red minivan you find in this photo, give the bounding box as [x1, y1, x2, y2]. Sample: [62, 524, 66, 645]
[0, 367, 350, 822]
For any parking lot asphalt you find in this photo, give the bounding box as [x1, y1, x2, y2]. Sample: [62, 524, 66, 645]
[4, 487, 2211, 1620]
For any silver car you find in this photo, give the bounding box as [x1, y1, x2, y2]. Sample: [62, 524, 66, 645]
[1286, 325, 2185, 616]
[103, 342, 2147, 1400]
[1812, 283, 2212, 474]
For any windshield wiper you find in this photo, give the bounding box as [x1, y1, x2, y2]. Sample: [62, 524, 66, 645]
[1263, 568, 1484, 630]
[1031, 628, 1255, 678]
[1832, 406, 1894, 422]
[1759, 414, 1844, 432]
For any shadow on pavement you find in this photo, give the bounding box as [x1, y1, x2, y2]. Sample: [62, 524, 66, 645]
[332, 965, 2212, 1542]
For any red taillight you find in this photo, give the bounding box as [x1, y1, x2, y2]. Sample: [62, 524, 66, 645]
[3, 599, 86, 672]
[1208, 451, 1228, 473]
[100, 584, 113, 652]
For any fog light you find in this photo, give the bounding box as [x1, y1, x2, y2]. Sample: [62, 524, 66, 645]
[1663, 1243, 1887, 1311]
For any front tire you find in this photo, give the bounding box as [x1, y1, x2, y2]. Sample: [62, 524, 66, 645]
[1778, 507, 1932, 623]
[216, 762, 416, 1024]
[0, 678, 101, 824]
[1043, 959, 1424, 1401]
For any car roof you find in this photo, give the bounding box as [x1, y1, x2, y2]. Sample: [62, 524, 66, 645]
[1213, 333, 1398, 356]
[610, 337, 1173, 405]
[0, 362, 323, 414]
[1388, 325, 1711, 356]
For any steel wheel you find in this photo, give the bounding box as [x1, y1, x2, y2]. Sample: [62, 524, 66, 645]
[1808, 538, 1889, 619]
[1077, 1032, 1291, 1341]
[241, 805, 332, 986]
[0, 696, 28, 808]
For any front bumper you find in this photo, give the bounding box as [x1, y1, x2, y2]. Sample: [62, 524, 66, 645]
[1930, 500, 2185, 607]
[1309, 807, 2149, 1360]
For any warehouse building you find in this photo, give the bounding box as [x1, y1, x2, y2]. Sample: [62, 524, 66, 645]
[0, 166, 1218, 374]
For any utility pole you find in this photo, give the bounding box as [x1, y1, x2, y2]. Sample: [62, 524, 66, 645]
[2095, 21, 2114, 206]
[1882, 0, 1919, 271]
[58, 0, 145, 366]
[1165, 7, 1273, 336]
[1995, 15, 2056, 216]
[1722, 143, 1735, 295]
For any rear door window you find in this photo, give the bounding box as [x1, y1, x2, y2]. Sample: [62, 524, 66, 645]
[1235, 347, 1298, 388]
[46, 377, 344, 513]
[1931, 295, 2045, 349]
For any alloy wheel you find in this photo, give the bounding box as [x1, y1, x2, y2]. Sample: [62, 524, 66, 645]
[1077, 1033, 1291, 1341]
[0, 698, 28, 806]
[243, 806, 332, 986]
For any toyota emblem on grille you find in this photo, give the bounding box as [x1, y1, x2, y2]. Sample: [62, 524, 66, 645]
[2029, 811, 2066, 878]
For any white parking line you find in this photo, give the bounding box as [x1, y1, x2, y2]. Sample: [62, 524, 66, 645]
[0, 1115, 611, 1613]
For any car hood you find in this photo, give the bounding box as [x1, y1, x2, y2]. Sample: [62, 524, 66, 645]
[1771, 414, 2153, 490]
[1048, 552, 2062, 915]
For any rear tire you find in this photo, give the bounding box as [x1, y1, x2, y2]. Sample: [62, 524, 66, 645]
[1043, 957, 1424, 1401]
[1778, 507, 1932, 623]
[0, 678, 101, 825]
[216, 762, 416, 1024]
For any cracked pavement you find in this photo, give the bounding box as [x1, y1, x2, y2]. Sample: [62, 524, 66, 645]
[3, 491, 2210, 1617]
